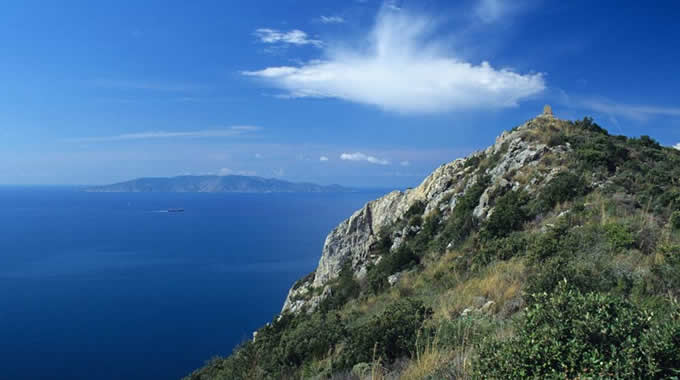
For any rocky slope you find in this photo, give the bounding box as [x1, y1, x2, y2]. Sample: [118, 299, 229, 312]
[185, 110, 680, 380]
[282, 110, 568, 314]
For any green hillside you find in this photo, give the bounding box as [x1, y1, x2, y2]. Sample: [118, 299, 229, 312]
[185, 115, 680, 379]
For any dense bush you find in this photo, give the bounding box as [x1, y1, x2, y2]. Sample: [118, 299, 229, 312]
[671, 211, 680, 229]
[339, 298, 432, 368]
[572, 116, 609, 135]
[320, 261, 361, 312]
[409, 208, 442, 254]
[534, 172, 588, 213]
[571, 134, 629, 173]
[437, 176, 490, 250]
[481, 190, 530, 240]
[604, 222, 635, 251]
[474, 282, 680, 379]
[649, 244, 680, 298]
[475, 232, 529, 266]
[404, 200, 426, 218]
[366, 245, 419, 293]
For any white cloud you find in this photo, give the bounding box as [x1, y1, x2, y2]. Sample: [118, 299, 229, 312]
[674, 143, 680, 150]
[67, 126, 261, 143]
[244, 6, 545, 114]
[254, 28, 322, 47]
[320, 156, 329, 161]
[400, 160, 410, 166]
[340, 152, 390, 165]
[319, 16, 345, 24]
[219, 168, 257, 176]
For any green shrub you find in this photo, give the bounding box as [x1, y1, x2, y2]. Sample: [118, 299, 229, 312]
[410, 208, 442, 254]
[405, 200, 426, 218]
[437, 176, 490, 249]
[671, 211, 680, 229]
[572, 116, 609, 135]
[650, 244, 680, 298]
[366, 245, 419, 293]
[604, 222, 635, 251]
[481, 190, 530, 240]
[340, 298, 433, 368]
[475, 232, 529, 266]
[474, 282, 680, 379]
[534, 172, 587, 213]
[320, 262, 361, 312]
[546, 132, 567, 147]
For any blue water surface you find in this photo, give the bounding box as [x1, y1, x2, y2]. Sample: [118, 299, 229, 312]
[0, 187, 385, 380]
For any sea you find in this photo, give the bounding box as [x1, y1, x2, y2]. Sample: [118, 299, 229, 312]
[0, 186, 386, 380]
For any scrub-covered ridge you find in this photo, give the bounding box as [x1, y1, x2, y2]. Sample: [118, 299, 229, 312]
[186, 109, 680, 379]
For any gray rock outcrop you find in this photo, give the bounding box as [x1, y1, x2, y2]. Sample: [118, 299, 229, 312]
[282, 114, 572, 314]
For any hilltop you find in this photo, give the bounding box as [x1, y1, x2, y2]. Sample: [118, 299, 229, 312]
[186, 109, 680, 379]
[86, 175, 352, 193]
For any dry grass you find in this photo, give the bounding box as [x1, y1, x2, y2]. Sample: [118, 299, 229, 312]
[400, 347, 454, 380]
[435, 259, 526, 319]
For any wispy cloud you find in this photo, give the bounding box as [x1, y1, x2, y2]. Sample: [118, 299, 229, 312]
[319, 15, 345, 24]
[67, 126, 261, 143]
[475, 0, 514, 23]
[340, 152, 390, 165]
[244, 6, 544, 114]
[583, 100, 680, 121]
[320, 156, 329, 161]
[385, 1, 401, 11]
[400, 160, 410, 166]
[254, 28, 322, 47]
[558, 91, 680, 121]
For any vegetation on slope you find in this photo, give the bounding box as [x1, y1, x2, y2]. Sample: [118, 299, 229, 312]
[185, 117, 680, 380]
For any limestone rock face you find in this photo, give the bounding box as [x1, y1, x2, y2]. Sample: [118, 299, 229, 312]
[282, 115, 572, 314]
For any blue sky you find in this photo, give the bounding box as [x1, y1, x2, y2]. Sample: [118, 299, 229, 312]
[1, 0, 679, 187]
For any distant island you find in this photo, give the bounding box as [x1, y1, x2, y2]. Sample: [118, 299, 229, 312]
[86, 175, 353, 193]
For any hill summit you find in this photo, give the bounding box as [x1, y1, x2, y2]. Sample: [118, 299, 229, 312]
[186, 111, 680, 380]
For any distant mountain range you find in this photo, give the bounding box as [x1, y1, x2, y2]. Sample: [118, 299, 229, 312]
[86, 175, 353, 193]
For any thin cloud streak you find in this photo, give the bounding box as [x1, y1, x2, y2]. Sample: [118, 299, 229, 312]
[585, 100, 680, 121]
[66, 126, 261, 143]
[254, 28, 322, 47]
[319, 16, 345, 24]
[340, 152, 390, 165]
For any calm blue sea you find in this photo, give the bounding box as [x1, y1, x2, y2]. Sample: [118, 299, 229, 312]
[0, 187, 385, 380]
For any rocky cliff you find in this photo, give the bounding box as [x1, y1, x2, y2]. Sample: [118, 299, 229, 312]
[282, 110, 570, 314]
[185, 109, 680, 380]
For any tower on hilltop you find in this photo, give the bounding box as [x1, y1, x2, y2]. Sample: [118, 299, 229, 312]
[543, 104, 553, 116]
